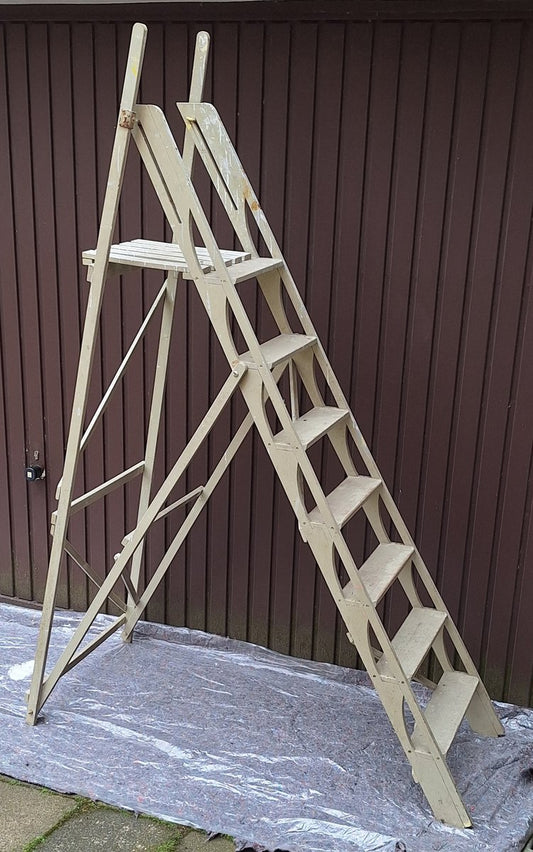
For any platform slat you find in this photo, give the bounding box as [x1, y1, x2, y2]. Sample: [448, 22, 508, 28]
[200, 256, 283, 283]
[82, 239, 250, 274]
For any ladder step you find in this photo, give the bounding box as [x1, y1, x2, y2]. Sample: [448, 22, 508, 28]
[413, 671, 479, 755]
[344, 543, 414, 604]
[274, 406, 349, 450]
[206, 256, 283, 284]
[239, 333, 316, 369]
[377, 607, 447, 681]
[308, 475, 381, 528]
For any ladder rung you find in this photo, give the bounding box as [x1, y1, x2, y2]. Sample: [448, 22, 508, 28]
[274, 406, 349, 450]
[377, 607, 447, 681]
[413, 671, 479, 755]
[344, 543, 414, 604]
[239, 333, 316, 369]
[204, 256, 283, 284]
[308, 475, 381, 528]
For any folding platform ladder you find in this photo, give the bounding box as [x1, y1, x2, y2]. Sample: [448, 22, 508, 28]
[26, 23, 504, 828]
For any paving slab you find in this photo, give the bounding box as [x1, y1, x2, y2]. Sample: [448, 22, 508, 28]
[178, 834, 235, 852]
[37, 807, 182, 851]
[0, 777, 77, 852]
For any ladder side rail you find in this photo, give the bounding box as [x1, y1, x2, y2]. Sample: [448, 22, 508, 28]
[176, 100, 501, 740]
[26, 22, 148, 726]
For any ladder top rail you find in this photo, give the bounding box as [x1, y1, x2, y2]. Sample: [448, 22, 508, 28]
[183, 31, 211, 179]
[189, 31, 210, 103]
[120, 23, 147, 114]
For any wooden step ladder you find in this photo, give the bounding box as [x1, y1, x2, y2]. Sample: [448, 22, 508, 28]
[26, 24, 504, 829]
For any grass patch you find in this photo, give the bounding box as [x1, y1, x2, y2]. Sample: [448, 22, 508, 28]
[152, 839, 183, 852]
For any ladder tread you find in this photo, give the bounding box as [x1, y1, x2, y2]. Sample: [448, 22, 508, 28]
[274, 406, 349, 450]
[82, 239, 250, 274]
[207, 256, 284, 284]
[309, 475, 381, 528]
[414, 671, 479, 755]
[239, 333, 316, 369]
[344, 543, 414, 604]
[377, 607, 447, 681]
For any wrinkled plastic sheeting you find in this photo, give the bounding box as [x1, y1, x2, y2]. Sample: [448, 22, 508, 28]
[0, 603, 532, 852]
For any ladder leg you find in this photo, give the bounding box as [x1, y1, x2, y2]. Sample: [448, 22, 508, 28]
[125, 272, 178, 637]
[410, 750, 472, 828]
[124, 25, 211, 632]
[26, 23, 147, 725]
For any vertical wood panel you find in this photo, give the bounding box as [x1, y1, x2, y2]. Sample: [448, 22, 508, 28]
[162, 21, 190, 628]
[283, 22, 318, 662]
[306, 23, 346, 663]
[422, 23, 490, 620]
[473, 22, 533, 698]
[0, 23, 17, 597]
[3, 23, 34, 601]
[449, 21, 522, 662]
[373, 22, 431, 640]
[0, 13, 531, 707]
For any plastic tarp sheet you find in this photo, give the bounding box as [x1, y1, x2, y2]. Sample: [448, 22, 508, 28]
[0, 602, 532, 852]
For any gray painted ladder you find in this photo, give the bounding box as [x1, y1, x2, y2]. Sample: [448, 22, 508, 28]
[26, 24, 504, 828]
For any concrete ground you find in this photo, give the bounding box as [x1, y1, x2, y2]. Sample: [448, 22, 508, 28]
[0, 775, 236, 852]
